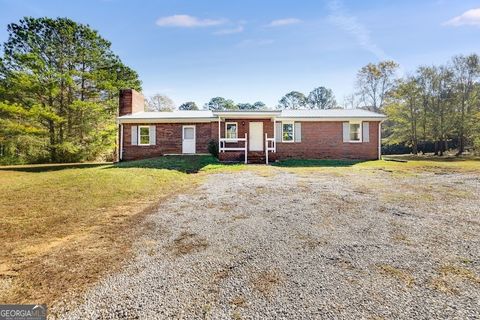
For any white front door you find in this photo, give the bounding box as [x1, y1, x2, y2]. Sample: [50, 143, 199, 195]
[182, 125, 196, 154]
[249, 122, 263, 151]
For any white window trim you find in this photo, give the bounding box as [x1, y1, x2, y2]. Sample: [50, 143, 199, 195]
[282, 121, 295, 143]
[138, 125, 150, 146]
[225, 122, 238, 140]
[349, 121, 362, 143]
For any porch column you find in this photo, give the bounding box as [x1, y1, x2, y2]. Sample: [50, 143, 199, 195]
[273, 117, 276, 152]
[218, 116, 221, 152]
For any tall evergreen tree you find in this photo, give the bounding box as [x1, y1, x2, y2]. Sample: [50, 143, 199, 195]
[0, 17, 140, 163]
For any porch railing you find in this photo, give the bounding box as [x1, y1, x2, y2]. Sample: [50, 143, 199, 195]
[219, 133, 248, 164]
[265, 133, 276, 164]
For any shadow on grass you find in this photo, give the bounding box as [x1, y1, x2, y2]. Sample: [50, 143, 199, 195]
[111, 155, 220, 173]
[272, 159, 364, 167]
[0, 162, 110, 173]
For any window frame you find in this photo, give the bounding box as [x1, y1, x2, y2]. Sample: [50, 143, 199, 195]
[349, 121, 362, 143]
[138, 125, 151, 146]
[282, 121, 295, 143]
[225, 122, 238, 140]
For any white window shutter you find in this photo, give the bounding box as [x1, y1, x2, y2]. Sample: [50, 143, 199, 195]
[362, 122, 369, 142]
[342, 122, 349, 143]
[294, 122, 302, 142]
[275, 122, 282, 142]
[149, 125, 156, 145]
[131, 125, 138, 145]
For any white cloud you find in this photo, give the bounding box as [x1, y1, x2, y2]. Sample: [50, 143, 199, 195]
[327, 0, 387, 60]
[444, 8, 480, 27]
[156, 14, 226, 27]
[213, 25, 244, 35]
[268, 18, 302, 27]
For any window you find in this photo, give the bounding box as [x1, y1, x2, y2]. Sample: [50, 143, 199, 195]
[349, 122, 361, 142]
[138, 126, 150, 145]
[282, 122, 294, 142]
[225, 122, 238, 139]
[183, 126, 194, 139]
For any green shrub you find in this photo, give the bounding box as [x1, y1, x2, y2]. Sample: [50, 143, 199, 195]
[207, 139, 219, 158]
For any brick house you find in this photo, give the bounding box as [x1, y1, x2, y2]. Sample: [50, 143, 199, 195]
[118, 89, 387, 163]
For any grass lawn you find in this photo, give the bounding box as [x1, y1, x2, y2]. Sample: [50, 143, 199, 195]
[274, 156, 480, 174]
[0, 154, 478, 306]
[0, 155, 224, 305]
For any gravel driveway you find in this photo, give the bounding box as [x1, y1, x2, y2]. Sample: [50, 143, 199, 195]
[57, 167, 480, 319]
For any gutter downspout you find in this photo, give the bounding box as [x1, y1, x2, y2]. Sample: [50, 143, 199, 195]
[378, 121, 382, 160]
[119, 123, 124, 161]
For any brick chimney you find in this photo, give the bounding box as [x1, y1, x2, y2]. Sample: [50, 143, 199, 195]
[119, 89, 145, 116]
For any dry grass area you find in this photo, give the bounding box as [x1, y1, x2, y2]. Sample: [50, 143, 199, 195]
[377, 264, 415, 288]
[0, 157, 214, 305]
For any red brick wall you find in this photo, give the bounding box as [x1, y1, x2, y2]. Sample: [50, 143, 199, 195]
[276, 121, 379, 160]
[119, 89, 145, 116]
[122, 123, 214, 160]
[120, 120, 380, 161]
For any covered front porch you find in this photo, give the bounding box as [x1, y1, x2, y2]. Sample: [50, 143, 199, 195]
[214, 111, 280, 164]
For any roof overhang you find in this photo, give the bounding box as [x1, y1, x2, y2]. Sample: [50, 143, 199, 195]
[276, 116, 387, 122]
[118, 117, 215, 124]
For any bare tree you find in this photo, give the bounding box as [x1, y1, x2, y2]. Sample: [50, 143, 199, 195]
[146, 94, 175, 111]
[342, 94, 360, 109]
[356, 60, 399, 112]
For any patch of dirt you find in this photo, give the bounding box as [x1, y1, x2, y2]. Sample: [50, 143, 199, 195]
[251, 269, 283, 296]
[168, 231, 209, 256]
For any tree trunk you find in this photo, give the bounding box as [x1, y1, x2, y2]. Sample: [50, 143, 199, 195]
[48, 120, 56, 162]
[456, 98, 466, 156]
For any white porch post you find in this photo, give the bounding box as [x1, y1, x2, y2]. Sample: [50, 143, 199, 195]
[244, 133, 248, 164]
[265, 133, 268, 164]
[218, 117, 221, 152]
[273, 117, 276, 152]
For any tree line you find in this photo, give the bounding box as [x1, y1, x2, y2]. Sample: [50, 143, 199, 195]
[144, 95, 267, 111]
[358, 57, 480, 156]
[146, 86, 337, 112]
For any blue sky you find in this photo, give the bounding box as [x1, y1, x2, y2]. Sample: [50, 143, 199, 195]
[1, 0, 480, 108]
